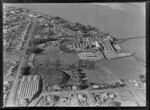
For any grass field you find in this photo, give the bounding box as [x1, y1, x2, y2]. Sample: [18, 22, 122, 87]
[83, 56, 145, 84]
[33, 54, 49, 67]
[133, 89, 146, 106]
[33, 42, 145, 84]
[3, 51, 21, 62]
[34, 46, 78, 67]
[115, 89, 136, 102]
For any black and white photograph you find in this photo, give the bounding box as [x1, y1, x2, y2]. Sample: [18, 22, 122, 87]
[3, 3, 146, 107]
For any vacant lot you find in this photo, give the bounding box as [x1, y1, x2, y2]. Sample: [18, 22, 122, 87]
[34, 46, 78, 67]
[4, 51, 21, 62]
[33, 44, 145, 85]
[84, 56, 145, 84]
[33, 54, 49, 67]
[133, 89, 146, 106]
[114, 89, 137, 102]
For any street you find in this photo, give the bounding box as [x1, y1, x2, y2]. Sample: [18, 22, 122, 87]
[5, 18, 36, 107]
[27, 84, 145, 107]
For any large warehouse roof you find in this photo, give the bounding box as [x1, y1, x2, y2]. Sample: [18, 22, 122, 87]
[18, 75, 40, 99]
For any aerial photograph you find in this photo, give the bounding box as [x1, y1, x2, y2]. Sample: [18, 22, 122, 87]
[3, 3, 146, 107]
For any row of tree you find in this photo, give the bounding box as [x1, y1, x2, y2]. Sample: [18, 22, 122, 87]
[139, 74, 146, 83]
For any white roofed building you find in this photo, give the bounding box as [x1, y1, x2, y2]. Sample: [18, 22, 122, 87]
[17, 75, 40, 103]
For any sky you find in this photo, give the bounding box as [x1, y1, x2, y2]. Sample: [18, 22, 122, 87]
[91, 3, 145, 18]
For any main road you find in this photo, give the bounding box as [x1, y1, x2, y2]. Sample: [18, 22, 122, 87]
[28, 86, 145, 107]
[5, 18, 36, 107]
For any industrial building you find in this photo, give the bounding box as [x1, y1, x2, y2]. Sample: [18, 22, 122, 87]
[78, 52, 104, 61]
[17, 75, 40, 102]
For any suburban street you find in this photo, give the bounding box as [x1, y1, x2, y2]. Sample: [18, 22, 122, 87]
[27, 85, 145, 107]
[28, 87, 126, 106]
[5, 18, 36, 107]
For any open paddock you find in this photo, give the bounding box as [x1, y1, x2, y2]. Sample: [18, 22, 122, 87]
[83, 56, 145, 84]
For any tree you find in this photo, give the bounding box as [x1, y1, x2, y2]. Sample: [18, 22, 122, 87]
[21, 65, 31, 75]
[120, 79, 124, 83]
[32, 48, 44, 54]
[55, 58, 61, 68]
[30, 67, 37, 75]
[115, 82, 120, 87]
[69, 64, 76, 70]
[78, 68, 83, 73]
[139, 74, 146, 83]
[79, 85, 89, 90]
[86, 45, 90, 49]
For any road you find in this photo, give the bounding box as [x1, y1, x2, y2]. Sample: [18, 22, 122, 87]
[5, 18, 36, 107]
[41, 86, 130, 95]
[27, 85, 145, 107]
[44, 87, 124, 97]
[27, 87, 126, 106]
[27, 94, 43, 107]
[5, 17, 81, 107]
[125, 80, 146, 106]
[126, 84, 140, 106]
